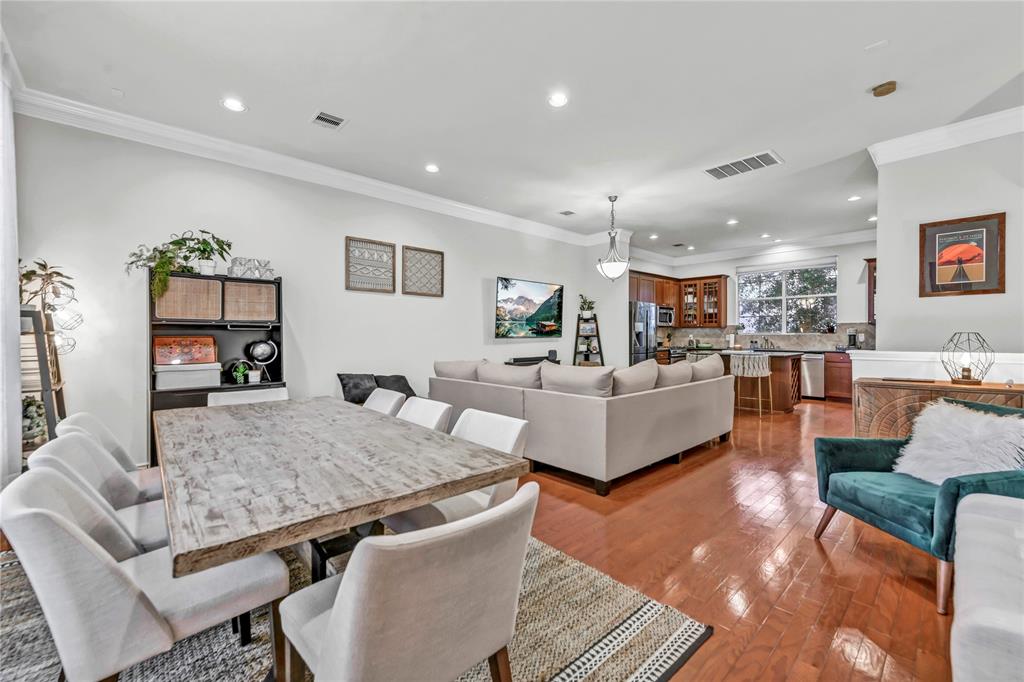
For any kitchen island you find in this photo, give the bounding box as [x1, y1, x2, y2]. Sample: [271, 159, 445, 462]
[719, 350, 804, 413]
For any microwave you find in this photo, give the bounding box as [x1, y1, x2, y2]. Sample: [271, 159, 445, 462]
[657, 306, 675, 327]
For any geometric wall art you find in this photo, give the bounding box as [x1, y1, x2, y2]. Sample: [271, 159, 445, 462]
[345, 236, 396, 293]
[402, 245, 445, 297]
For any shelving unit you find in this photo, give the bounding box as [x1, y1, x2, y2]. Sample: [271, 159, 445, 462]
[573, 314, 604, 366]
[147, 272, 285, 465]
[20, 308, 67, 450]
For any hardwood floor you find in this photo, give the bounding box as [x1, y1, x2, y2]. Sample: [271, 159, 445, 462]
[526, 400, 952, 681]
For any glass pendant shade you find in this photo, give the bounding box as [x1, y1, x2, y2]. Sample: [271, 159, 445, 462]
[939, 331, 994, 384]
[596, 195, 630, 281]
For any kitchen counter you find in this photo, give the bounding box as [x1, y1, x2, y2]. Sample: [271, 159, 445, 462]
[720, 353, 803, 413]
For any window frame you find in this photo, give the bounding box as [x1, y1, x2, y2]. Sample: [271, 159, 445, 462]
[737, 262, 838, 334]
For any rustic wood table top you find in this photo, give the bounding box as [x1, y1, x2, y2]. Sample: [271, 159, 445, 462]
[154, 396, 529, 576]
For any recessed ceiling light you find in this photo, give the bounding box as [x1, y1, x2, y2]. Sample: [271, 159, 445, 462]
[726, 219, 739, 225]
[220, 97, 247, 112]
[424, 163, 440, 173]
[687, 245, 696, 251]
[773, 238, 782, 243]
[848, 195, 862, 202]
[649, 234, 659, 240]
[760, 233, 771, 239]
[548, 91, 569, 108]
[868, 215, 878, 222]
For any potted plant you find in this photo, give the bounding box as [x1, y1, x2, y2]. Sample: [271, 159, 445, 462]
[579, 294, 596, 319]
[19, 259, 77, 332]
[126, 230, 232, 302]
[232, 362, 250, 385]
[22, 396, 47, 442]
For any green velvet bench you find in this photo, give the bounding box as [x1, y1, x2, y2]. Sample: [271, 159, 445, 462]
[813, 399, 1024, 614]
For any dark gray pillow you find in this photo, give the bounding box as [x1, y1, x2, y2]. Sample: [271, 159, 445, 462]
[337, 373, 378, 404]
[374, 375, 416, 399]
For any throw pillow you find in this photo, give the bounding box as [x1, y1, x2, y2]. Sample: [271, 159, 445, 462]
[374, 375, 416, 399]
[892, 400, 1024, 485]
[941, 397, 1024, 418]
[690, 354, 725, 382]
[337, 373, 377, 404]
[433, 360, 479, 381]
[656, 361, 693, 388]
[477, 359, 542, 389]
[612, 359, 659, 396]
[540, 363, 614, 397]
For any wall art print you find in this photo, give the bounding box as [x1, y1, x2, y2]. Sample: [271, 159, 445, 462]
[402, 245, 444, 297]
[346, 237, 396, 293]
[919, 213, 1005, 297]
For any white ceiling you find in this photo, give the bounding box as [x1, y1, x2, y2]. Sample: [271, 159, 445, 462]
[4, 2, 1022, 255]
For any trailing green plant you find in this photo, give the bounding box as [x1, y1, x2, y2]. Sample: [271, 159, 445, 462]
[19, 259, 76, 312]
[578, 294, 595, 312]
[125, 230, 233, 302]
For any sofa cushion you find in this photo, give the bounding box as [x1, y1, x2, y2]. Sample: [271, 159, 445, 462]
[540, 363, 614, 397]
[942, 397, 1024, 418]
[477, 360, 542, 389]
[656, 362, 693, 388]
[374, 374, 416, 399]
[337, 373, 377, 404]
[612, 359, 658, 396]
[690, 354, 725, 381]
[828, 471, 938, 537]
[433, 360, 479, 381]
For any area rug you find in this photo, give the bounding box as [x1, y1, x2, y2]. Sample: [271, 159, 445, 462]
[0, 538, 710, 681]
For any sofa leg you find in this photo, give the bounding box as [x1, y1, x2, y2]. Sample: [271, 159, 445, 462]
[594, 480, 610, 496]
[719, 431, 731, 443]
[936, 559, 953, 615]
[813, 505, 838, 539]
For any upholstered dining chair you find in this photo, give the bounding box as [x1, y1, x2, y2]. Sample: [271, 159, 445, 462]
[207, 387, 290, 406]
[396, 396, 453, 432]
[56, 411, 161, 496]
[363, 387, 407, 416]
[280, 481, 539, 682]
[383, 408, 528, 533]
[0, 468, 290, 682]
[28, 433, 168, 551]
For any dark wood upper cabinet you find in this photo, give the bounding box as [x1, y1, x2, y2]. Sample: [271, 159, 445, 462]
[656, 279, 678, 308]
[637, 276, 657, 303]
[628, 271, 729, 328]
[628, 273, 639, 302]
[865, 258, 877, 325]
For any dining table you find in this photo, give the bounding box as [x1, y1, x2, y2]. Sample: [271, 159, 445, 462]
[153, 396, 530, 579]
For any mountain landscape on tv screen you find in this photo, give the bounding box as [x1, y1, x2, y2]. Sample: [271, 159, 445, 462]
[495, 278, 563, 338]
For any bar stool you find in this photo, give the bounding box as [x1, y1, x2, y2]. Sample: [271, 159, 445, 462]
[732, 352, 773, 416]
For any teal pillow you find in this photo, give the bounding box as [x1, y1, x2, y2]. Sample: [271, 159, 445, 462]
[941, 397, 1024, 417]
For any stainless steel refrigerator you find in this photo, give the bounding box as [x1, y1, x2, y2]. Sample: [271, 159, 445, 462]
[629, 301, 657, 365]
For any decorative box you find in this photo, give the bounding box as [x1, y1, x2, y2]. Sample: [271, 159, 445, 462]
[154, 362, 222, 390]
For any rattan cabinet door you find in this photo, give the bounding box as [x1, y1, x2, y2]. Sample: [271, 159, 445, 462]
[154, 276, 223, 320]
[223, 281, 278, 322]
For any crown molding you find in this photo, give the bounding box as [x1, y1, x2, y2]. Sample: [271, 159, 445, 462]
[1, 30, 25, 91]
[13, 87, 606, 247]
[868, 106, 1024, 166]
[627, 246, 677, 266]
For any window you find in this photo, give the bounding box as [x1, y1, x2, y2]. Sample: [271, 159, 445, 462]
[738, 262, 837, 333]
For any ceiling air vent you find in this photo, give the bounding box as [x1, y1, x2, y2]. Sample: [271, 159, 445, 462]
[310, 111, 347, 130]
[704, 150, 783, 180]
[559, 210, 576, 216]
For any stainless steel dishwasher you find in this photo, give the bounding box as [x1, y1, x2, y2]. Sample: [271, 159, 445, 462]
[801, 353, 825, 398]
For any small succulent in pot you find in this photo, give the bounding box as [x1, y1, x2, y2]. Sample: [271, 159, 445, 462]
[232, 363, 249, 385]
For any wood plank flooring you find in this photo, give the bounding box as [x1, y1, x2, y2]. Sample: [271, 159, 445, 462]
[526, 400, 952, 681]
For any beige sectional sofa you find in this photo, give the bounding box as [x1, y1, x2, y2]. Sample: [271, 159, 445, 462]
[429, 358, 734, 495]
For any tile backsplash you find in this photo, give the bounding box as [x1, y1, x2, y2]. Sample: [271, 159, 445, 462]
[658, 322, 876, 351]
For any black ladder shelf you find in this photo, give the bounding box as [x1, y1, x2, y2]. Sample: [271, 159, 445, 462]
[20, 308, 67, 450]
[573, 313, 604, 366]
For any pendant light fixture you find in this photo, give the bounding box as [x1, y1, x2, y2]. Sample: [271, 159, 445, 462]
[596, 195, 630, 281]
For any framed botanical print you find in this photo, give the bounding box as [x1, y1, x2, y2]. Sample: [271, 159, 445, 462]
[402, 245, 444, 297]
[346, 236, 396, 293]
[919, 213, 1005, 297]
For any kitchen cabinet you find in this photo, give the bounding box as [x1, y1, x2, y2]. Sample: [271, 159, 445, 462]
[865, 258, 877, 325]
[629, 273, 657, 303]
[656, 279, 678, 309]
[628, 273, 639, 301]
[824, 352, 852, 400]
[676, 275, 729, 328]
[678, 281, 700, 327]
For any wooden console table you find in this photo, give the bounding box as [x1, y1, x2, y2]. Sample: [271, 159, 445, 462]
[854, 377, 1023, 438]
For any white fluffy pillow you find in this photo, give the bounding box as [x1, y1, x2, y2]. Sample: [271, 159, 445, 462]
[892, 401, 1024, 485]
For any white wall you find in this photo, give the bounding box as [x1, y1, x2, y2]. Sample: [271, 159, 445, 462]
[875, 133, 1023, 352]
[671, 240, 877, 325]
[15, 116, 626, 461]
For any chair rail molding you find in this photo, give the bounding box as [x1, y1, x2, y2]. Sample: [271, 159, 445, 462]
[868, 106, 1024, 167]
[848, 350, 1024, 383]
[13, 87, 603, 248]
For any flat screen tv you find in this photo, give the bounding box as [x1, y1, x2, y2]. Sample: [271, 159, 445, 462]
[495, 277, 564, 338]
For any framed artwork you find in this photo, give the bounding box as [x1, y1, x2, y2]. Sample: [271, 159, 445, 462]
[402, 245, 444, 297]
[919, 213, 1005, 297]
[346, 236, 396, 293]
[579, 322, 597, 336]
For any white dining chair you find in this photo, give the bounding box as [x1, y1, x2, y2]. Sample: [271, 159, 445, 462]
[207, 387, 290, 406]
[383, 409, 528, 534]
[56, 411, 162, 496]
[396, 396, 453, 432]
[28, 433, 167, 551]
[0, 468, 290, 682]
[363, 388, 407, 417]
[280, 481, 539, 682]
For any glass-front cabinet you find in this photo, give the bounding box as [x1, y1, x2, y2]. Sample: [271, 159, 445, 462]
[679, 281, 700, 326]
